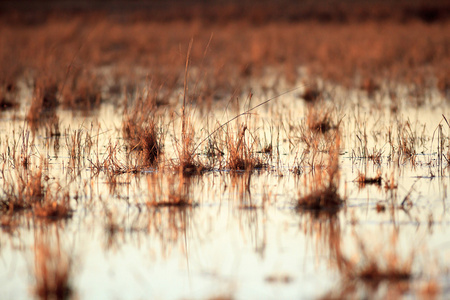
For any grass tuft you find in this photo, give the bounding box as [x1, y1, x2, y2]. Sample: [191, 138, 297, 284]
[297, 133, 344, 212]
[122, 92, 164, 167]
[226, 124, 265, 171]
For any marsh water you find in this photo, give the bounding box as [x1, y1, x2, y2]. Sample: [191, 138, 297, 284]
[1, 77, 449, 300]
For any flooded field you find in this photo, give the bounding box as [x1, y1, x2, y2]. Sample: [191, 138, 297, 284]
[1, 3, 450, 299]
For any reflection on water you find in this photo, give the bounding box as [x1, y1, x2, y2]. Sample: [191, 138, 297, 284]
[0, 86, 449, 299]
[33, 225, 74, 300]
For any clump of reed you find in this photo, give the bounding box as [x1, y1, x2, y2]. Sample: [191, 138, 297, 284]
[89, 141, 129, 176]
[306, 104, 337, 134]
[226, 123, 265, 171]
[395, 120, 418, 164]
[300, 83, 322, 103]
[123, 106, 163, 169]
[0, 156, 73, 221]
[297, 132, 344, 212]
[27, 77, 60, 121]
[203, 135, 225, 169]
[60, 70, 103, 110]
[0, 81, 18, 110]
[289, 104, 339, 167]
[173, 119, 205, 176]
[0, 167, 43, 212]
[172, 41, 208, 176]
[34, 186, 73, 221]
[43, 114, 61, 138]
[367, 148, 383, 165]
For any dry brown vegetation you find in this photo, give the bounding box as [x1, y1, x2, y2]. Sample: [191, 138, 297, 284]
[0, 131, 73, 220]
[1, 166, 43, 212]
[226, 124, 265, 171]
[297, 132, 344, 212]
[0, 166, 73, 221]
[1, 9, 449, 113]
[0, 3, 448, 299]
[173, 113, 206, 176]
[122, 92, 164, 167]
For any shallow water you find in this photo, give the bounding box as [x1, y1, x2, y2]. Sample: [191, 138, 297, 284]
[1, 84, 450, 299]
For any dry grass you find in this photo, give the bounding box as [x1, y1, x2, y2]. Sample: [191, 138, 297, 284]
[60, 69, 103, 110]
[300, 83, 322, 103]
[0, 7, 448, 299]
[171, 42, 210, 176]
[226, 124, 265, 171]
[392, 119, 419, 165]
[297, 133, 344, 212]
[88, 140, 142, 195]
[123, 115, 162, 167]
[364, 147, 383, 165]
[0, 167, 43, 212]
[0, 151, 72, 221]
[291, 103, 340, 161]
[306, 104, 337, 134]
[34, 188, 73, 221]
[1, 12, 449, 117]
[0, 82, 18, 109]
[122, 87, 165, 167]
[172, 117, 206, 176]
